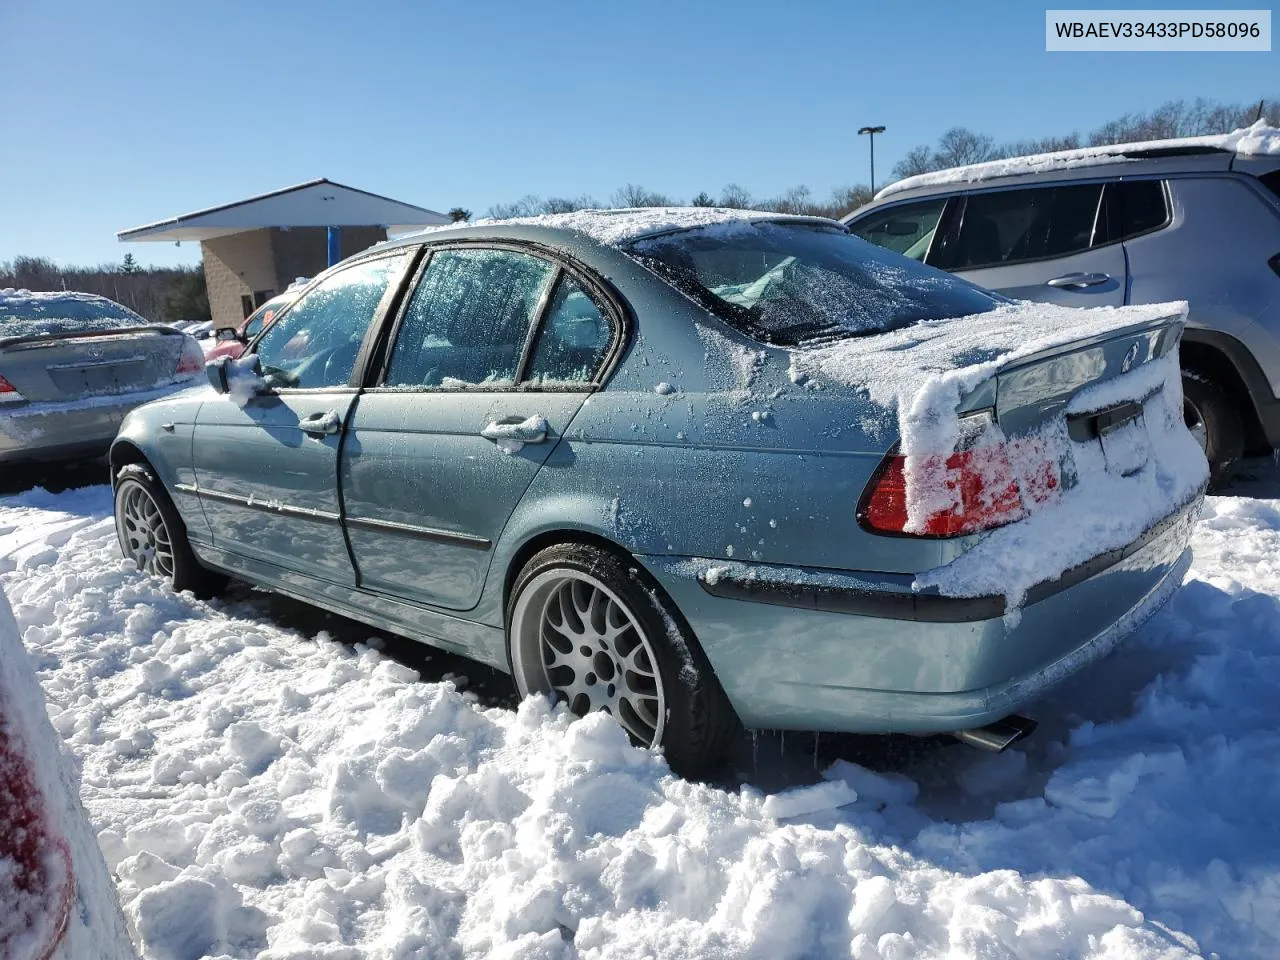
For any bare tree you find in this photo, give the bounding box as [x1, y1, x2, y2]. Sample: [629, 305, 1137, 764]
[690, 191, 716, 207]
[610, 183, 675, 207]
[717, 183, 754, 209]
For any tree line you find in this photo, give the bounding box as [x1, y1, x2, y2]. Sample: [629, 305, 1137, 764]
[0, 255, 210, 325]
[479, 95, 1277, 223]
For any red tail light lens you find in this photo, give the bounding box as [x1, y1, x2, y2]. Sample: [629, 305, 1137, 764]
[859, 437, 1060, 537]
[175, 340, 204, 377]
[0, 373, 24, 403]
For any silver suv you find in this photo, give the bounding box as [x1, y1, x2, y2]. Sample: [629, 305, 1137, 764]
[845, 138, 1280, 487]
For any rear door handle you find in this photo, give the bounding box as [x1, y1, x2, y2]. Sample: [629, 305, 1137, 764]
[299, 410, 341, 436]
[1047, 272, 1111, 289]
[480, 415, 548, 452]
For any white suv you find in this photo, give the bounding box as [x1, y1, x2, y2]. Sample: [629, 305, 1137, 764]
[845, 126, 1280, 487]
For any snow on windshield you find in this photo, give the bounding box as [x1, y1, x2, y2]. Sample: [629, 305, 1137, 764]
[0, 289, 147, 340]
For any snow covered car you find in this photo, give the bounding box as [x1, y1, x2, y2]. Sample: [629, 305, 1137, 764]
[108, 210, 1207, 773]
[0, 590, 137, 960]
[0, 290, 205, 466]
[205, 284, 306, 363]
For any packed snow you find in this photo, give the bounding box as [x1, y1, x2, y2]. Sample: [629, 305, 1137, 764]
[3, 468, 1280, 957]
[224, 355, 267, 408]
[876, 120, 1280, 200]
[0, 578, 136, 958]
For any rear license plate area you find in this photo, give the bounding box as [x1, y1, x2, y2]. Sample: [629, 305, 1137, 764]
[1067, 396, 1152, 477]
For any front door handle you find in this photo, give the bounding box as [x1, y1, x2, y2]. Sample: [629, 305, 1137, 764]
[1047, 272, 1111, 289]
[299, 410, 341, 436]
[480, 415, 548, 453]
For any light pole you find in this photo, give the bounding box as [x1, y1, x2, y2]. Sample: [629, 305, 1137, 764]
[858, 125, 886, 194]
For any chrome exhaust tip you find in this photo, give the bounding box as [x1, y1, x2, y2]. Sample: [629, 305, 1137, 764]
[951, 715, 1037, 752]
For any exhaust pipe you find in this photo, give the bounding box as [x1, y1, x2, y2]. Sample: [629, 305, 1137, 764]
[951, 715, 1037, 752]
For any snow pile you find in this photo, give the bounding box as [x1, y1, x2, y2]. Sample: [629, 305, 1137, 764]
[5, 485, 1258, 957]
[0, 587, 136, 959]
[877, 119, 1280, 199]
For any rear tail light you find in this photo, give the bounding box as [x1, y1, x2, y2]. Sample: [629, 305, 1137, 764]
[859, 435, 1060, 537]
[0, 373, 24, 403]
[174, 338, 205, 377]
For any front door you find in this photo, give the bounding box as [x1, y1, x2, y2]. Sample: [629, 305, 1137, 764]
[192, 252, 411, 583]
[340, 246, 620, 610]
[943, 182, 1127, 307]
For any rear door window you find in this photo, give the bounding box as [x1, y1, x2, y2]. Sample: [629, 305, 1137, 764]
[383, 248, 555, 388]
[940, 184, 1104, 270]
[522, 275, 615, 384]
[1096, 180, 1170, 244]
[848, 199, 948, 262]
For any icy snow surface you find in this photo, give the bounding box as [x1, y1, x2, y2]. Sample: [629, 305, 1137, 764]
[4, 475, 1280, 957]
[225, 355, 266, 408]
[876, 121, 1280, 200]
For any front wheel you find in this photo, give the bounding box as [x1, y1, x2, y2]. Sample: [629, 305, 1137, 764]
[113, 463, 226, 597]
[506, 543, 738, 775]
[1182, 371, 1243, 492]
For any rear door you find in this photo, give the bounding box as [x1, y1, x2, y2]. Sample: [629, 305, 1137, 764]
[191, 252, 412, 584]
[340, 244, 621, 610]
[940, 182, 1128, 306]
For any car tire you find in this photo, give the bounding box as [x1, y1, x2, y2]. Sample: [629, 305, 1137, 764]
[113, 463, 227, 598]
[506, 542, 738, 776]
[1182, 370, 1243, 492]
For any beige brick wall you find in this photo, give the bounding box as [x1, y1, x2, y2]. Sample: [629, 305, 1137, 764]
[202, 229, 279, 331]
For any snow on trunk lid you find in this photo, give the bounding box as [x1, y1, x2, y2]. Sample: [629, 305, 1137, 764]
[794, 299, 1208, 617]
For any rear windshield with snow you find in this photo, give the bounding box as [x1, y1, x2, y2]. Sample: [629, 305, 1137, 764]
[625, 222, 1001, 346]
[0, 294, 147, 340]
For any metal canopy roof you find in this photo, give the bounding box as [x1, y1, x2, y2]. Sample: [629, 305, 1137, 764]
[118, 178, 450, 242]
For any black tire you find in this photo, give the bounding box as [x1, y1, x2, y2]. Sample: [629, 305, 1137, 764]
[1182, 370, 1244, 492]
[506, 542, 739, 776]
[113, 463, 227, 598]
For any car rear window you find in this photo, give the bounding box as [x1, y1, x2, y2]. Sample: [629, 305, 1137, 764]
[623, 222, 1001, 346]
[0, 293, 147, 339]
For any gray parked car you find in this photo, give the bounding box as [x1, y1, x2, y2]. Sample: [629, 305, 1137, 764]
[0, 290, 205, 465]
[845, 133, 1280, 486]
[109, 211, 1202, 773]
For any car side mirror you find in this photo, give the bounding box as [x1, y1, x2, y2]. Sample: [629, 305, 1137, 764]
[215, 326, 240, 342]
[206, 356, 230, 394]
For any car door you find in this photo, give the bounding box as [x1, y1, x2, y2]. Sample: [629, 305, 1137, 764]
[340, 244, 621, 610]
[191, 251, 412, 584]
[938, 182, 1127, 306]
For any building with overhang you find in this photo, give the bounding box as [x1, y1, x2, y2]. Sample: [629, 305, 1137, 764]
[118, 179, 450, 330]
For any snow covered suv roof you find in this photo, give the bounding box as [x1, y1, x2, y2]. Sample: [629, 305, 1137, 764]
[875, 120, 1280, 201]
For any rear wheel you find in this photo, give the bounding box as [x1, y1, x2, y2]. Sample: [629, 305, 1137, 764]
[113, 463, 226, 597]
[1182, 370, 1243, 492]
[507, 543, 738, 775]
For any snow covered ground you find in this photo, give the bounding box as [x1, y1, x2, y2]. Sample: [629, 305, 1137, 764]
[2, 461, 1280, 959]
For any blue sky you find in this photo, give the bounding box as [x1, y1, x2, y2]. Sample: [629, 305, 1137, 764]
[1, 0, 1275, 268]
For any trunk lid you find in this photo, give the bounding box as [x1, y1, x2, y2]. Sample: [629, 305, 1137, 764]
[0, 328, 190, 402]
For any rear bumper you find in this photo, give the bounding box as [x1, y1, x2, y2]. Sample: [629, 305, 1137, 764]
[0, 385, 187, 464]
[639, 497, 1199, 733]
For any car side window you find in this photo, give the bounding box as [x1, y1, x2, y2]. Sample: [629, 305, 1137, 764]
[848, 199, 948, 262]
[522, 275, 614, 385]
[384, 248, 555, 388]
[254, 254, 407, 390]
[1098, 180, 1168, 244]
[943, 184, 1104, 270]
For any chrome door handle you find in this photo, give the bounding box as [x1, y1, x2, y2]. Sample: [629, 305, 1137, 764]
[299, 411, 341, 436]
[1047, 272, 1110, 288]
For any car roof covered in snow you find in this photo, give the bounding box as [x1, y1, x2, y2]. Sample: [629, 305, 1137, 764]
[872, 120, 1280, 202]
[387, 207, 844, 251]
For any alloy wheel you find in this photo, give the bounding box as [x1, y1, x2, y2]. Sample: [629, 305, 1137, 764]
[511, 569, 666, 746]
[118, 482, 176, 580]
